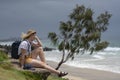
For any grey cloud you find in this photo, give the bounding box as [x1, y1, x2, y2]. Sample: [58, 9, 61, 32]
[0, 0, 120, 41]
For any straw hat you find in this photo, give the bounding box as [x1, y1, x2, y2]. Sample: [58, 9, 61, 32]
[21, 29, 36, 40]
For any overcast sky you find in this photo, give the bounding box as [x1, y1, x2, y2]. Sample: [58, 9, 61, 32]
[0, 0, 120, 42]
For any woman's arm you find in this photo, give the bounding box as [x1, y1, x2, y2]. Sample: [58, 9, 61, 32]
[32, 36, 43, 48]
[35, 36, 42, 47]
[19, 48, 27, 68]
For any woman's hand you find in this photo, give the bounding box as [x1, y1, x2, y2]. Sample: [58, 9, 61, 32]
[35, 36, 39, 40]
[34, 36, 42, 47]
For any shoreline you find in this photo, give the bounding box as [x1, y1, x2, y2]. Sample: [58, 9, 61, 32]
[47, 60, 120, 80]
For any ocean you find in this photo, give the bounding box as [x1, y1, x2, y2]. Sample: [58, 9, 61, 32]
[0, 39, 120, 74]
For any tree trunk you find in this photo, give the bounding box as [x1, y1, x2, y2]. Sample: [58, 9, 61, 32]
[56, 41, 66, 70]
[55, 60, 63, 70]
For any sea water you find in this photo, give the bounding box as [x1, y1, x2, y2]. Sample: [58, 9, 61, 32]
[43, 40, 120, 74]
[0, 40, 120, 74]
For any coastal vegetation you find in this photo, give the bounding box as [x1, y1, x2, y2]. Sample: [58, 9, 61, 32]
[48, 5, 112, 70]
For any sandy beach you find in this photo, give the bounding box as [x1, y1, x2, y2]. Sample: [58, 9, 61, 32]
[47, 61, 120, 80]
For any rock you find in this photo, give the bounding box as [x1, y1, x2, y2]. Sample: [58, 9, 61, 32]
[43, 47, 56, 51]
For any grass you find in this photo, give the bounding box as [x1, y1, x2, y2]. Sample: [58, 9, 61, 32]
[0, 50, 8, 61]
[0, 61, 26, 80]
[0, 50, 68, 80]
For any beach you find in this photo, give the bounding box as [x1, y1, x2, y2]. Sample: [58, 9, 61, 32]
[47, 61, 120, 80]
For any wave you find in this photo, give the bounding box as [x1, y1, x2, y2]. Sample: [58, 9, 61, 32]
[81, 55, 105, 62]
[92, 47, 120, 56]
[0, 41, 13, 46]
[92, 55, 105, 59]
[104, 47, 120, 52]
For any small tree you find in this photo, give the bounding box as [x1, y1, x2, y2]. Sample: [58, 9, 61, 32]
[48, 5, 112, 70]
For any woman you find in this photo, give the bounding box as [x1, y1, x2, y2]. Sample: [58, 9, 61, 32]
[18, 29, 68, 77]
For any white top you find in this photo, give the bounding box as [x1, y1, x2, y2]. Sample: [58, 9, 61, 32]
[18, 40, 31, 55]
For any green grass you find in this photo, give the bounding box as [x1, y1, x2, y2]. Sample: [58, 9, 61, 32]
[0, 50, 68, 80]
[0, 61, 26, 80]
[0, 50, 8, 61]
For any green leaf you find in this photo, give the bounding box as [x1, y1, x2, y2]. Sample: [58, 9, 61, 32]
[48, 32, 58, 45]
[94, 41, 109, 51]
[65, 42, 70, 50]
[58, 41, 64, 51]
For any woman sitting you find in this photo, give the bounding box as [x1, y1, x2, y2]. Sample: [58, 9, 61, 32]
[18, 29, 68, 77]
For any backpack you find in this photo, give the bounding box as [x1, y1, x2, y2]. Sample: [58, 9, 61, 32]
[11, 41, 21, 59]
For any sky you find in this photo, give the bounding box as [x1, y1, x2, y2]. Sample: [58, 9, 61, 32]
[0, 0, 120, 42]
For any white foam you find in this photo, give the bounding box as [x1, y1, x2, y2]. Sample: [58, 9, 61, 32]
[0, 41, 13, 46]
[92, 55, 105, 59]
[82, 55, 105, 62]
[104, 47, 120, 52]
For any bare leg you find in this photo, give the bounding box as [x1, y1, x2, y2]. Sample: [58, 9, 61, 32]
[31, 47, 46, 63]
[29, 48, 68, 77]
[30, 59, 60, 74]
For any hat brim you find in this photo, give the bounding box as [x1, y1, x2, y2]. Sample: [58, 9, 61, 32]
[21, 31, 36, 39]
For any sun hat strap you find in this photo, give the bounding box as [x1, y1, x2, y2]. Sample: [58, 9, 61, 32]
[25, 40, 32, 57]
